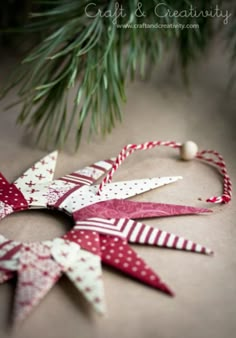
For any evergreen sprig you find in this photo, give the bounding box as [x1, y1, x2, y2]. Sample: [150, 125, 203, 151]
[0, 0, 232, 149]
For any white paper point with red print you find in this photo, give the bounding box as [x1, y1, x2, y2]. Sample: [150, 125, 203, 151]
[14, 151, 58, 208]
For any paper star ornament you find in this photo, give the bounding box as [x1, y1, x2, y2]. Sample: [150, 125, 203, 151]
[0, 151, 212, 323]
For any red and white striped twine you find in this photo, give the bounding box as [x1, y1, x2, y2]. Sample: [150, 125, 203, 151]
[196, 150, 232, 203]
[97, 141, 232, 204]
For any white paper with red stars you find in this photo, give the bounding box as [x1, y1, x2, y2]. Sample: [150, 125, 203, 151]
[14, 151, 58, 208]
[51, 238, 105, 314]
[0, 151, 213, 323]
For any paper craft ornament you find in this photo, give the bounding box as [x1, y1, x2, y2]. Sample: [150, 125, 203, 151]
[0, 140, 231, 323]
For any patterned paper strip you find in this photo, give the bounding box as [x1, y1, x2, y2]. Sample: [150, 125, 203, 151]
[58, 177, 182, 214]
[100, 235, 173, 295]
[0, 237, 21, 283]
[47, 180, 76, 206]
[14, 242, 62, 322]
[51, 238, 81, 268]
[74, 218, 212, 255]
[124, 219, 213, 254]
[95, 177, 183, 200]
[0, 242, 22, 269]
[59, 159, 114, 186]
[67, 250, 105, 314]
[66, 250, 105, 314]
[0, 181, 28, 213]
[63, 229, 101, 256]
[73, 199, 210, 221]
[51, 238, 105, 314]
[75, 218, 127, 239]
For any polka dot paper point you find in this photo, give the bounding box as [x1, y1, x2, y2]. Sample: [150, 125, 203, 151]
[0, 140, 228, 323]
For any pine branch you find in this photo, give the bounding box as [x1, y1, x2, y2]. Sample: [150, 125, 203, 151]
[0, 0, 228, 149]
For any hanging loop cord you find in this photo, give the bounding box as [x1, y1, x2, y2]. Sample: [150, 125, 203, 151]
[97, 141, 232, 204]
[196, 150, 232, 203]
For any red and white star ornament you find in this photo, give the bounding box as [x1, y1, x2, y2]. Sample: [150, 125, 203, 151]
[0, 140, 231, 323]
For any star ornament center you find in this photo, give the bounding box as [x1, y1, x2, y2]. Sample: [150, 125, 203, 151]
[0, 151, 212, 323]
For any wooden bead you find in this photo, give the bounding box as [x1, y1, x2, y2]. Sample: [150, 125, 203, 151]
[180, 141, 198, 160]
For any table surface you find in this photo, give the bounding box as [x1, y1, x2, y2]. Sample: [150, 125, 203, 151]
[0, 43, 235, 338]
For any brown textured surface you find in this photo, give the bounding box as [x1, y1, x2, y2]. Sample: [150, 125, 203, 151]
[0, 42, 236, 338]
